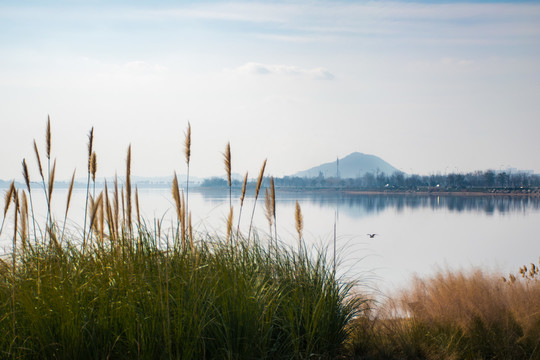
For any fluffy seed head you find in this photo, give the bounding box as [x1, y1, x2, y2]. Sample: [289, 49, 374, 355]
[91, 152, 97, 182]
[22, 159, 30, 191]
[87, 127, 94, 172]
[185, 122, 191, 165]
[264, 188, 273, 227]
[4, 181, 15, 216]
[295, 201, 303, 241]
[65, 170, 76, 217]
[224, 142, 231, 187]
[48, 159, 56, 205]
[33, 140, 44, 180]
[240, 172, 248, 206]
[46, 115, 51, 159]
[255, 159, 267, 200]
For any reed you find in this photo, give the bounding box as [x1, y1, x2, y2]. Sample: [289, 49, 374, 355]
[184, 122, 191, 220]
[33, 139, 49, 245]
[20, 190, 28, 249]
[236, 171, 248, 240]
[224, 142, 232, 209]
[82, 127, 94, 248]
[126, 145, 132, 238]
[248, 159, 266, 243]
[295, 200, 303, 251]
[60, 170, 76, 244]
[0, 181, 15, 237]
[113, 174, 119, 240]
[11, 188, 18, 336]
[135, 186, 141, 232]
[270, 177, 276, 246]
[264, 188, 273, 240]
[227, 206, 234, 244]
[22, 159, 38, 244]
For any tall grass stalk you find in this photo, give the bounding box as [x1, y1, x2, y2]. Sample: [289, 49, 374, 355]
[0, 181, 15, 237]
[21, 159, 38, 244]
[270, 177, 276, 247]
[125, 145, 132, 239]
[224, 141, 232, 210]
[248, 159, 266, 244]
[82, 127, 94, 249]
[184, 122, 191, 232]
[236, 171, 248, 241]
[60, 170, 76, 244]
[295, 200, 303, 253]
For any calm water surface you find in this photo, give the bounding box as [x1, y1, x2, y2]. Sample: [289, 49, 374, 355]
[2, 187, 539, 293]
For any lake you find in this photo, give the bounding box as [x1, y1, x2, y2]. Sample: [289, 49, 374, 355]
[2, 186, 540, 293]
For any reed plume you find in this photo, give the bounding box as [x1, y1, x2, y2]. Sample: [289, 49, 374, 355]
[236, 171, 248, 239]
[47, 159, 56, 208]
[88, 192, 103, 244]
[295, 201, 303, 250]
[82, 127, 94, 248]
[184, 122, 191, 220]
[91, 152, 97, 183]
[33, 140, 44, 181]
[185, 122, 191, 165]
[60, 170, 76, 244]
[264, 188, 273, 239]
[172, 173, 183, 250]
[0, 181, 15, 237]
[172, 173, 182, 219]
[248, 159, 266, 243]
[224, 142, 232, 209]
[88, 127, 94, 161]
[46, 115, 51, 160]
[22, 159, 30, 191]
[126, 145, 132, 237]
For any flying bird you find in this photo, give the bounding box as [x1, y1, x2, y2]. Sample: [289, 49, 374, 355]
[367, 233, 378, 238]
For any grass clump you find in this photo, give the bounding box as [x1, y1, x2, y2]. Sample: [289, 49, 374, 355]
[347, 268, 540, 359]
[0, 118, 364, 359]
[0, 234, 361, 359]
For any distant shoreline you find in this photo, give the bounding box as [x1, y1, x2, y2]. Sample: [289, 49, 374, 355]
[343, 189, 540, 197]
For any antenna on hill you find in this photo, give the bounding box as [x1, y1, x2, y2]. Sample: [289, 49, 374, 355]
[336, 156, 340, 179]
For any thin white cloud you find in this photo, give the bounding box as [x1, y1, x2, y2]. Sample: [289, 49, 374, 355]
[233, 62, 334, 80]
[4, 2, 539, 43]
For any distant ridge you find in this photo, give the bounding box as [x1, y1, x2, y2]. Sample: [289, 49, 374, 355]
[294, 152, 400, 179]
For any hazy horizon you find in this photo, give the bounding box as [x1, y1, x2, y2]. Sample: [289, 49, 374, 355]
[1, 0, 539, 181]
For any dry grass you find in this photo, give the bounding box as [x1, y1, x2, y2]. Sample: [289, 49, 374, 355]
[349, 267, 540, 359]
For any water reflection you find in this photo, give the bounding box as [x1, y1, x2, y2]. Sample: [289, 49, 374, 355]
[195, 189, 540, 218]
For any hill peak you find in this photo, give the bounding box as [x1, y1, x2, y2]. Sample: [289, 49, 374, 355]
[294, 152, 399, 179]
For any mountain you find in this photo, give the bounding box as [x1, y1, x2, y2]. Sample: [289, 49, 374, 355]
[294, 152, 400, 179]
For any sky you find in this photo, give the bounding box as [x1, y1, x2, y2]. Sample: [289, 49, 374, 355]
[1, 0, 539, 181]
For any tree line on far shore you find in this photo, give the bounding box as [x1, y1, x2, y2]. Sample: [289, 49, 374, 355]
[201, 169, 540, 192]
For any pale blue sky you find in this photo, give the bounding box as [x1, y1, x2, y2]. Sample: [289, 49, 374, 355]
[1, 0, 539, 180]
